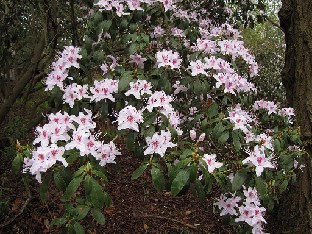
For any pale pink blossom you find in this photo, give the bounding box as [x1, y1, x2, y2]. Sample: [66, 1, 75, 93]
[156, 50, 182, 69]
[144, 130, 176, 157]
[117, 106, 143, 132]
[129, 54, 147, 69]
[202, 154, 223, 173]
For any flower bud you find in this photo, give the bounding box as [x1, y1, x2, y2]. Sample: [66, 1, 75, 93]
[198, 133, 205, 142]
[190, 130, 196, 141]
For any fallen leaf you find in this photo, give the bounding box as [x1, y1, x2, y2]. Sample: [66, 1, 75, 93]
[11, 198, 23, 211]
[185, 210, 192, 215]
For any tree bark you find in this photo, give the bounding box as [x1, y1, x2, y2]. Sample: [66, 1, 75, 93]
[277, 0, 312, 233]
[0, 33, 45, 124]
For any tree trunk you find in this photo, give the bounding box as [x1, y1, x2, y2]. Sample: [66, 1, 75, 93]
[0, 33, 45, 124]
[277, 0, 312, 233]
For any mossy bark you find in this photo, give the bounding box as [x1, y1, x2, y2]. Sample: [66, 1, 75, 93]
[277, 0, 312, 233]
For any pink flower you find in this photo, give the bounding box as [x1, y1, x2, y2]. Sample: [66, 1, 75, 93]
[171, 27, 185, 37]
[227, 104, 254, 132]
[117, 106, 143, 132]
[129, 54, 147, 69]
[23, 145, 67, 183]
[198, 133, 206, 142]
[190, 130, 196, 140]
[146, 91, 173, 112]
[95, 141, 121, 166]
[160, 0, 175, 11]
[214, 193, 241, 216]
[253, 100, 278, 115]
[156, 50, 182, 69]
[125, 80, 152, 99]
[100, 63, 109, 75]
[202, 154, 223, 173]
[144, 130, 177, 157]
[126, 0, 143, 10]
[89, 79, 119, 102]
[151, 26, 165, 38]
[172, 81, 188, 95]
[242, 146, 274, 176]
[188, 60, 208, 76]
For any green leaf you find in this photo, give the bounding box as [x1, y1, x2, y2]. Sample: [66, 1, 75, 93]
[73, 222, 85, 234]
[143, 112, 157, 127]
[129, 23, 138, 33]
[167, 163, 175, 183]
[100, 101, 109, 117]
[207, 102, 218, 119]
[144, 126, 155, 137]
[76, 205, 90, 220]
[51, 217, 67, 226]
[174, 157, 192, 170]
[212, 122, 225, 138]
[232, 170, 247, 191]
[193, 79, 203, 95]
[141, 33, 149, 43]
[232, 130, 241, 152]
[40, 175, 51, 202]
[125, 132, 138, 151]
[273, 139, 281, 152]
[54, 170, 67, 192]
[66, 150, 80, 164]
[61, 176, 83, 201]
[279, 179, 288, 193]
[118, 72, 133, 92]
[99, 20, 112, 32]
[255, 177, 267, 197]
[218, 131, 229, 144]
[131, 163, 148, 180]
[12, 154, 23, 174]
[171, 170, 190, 196]
[190, 180, 205, 200]
[84, 175, 92, 197]
[181, 149, 193, 160]
[89, 178, 105, 209]
[92, 169, 108, 182]
[128, 43, 138, 54]
[168, 124, 178, 138]
[103, 192, 111, 207]
[91, 208, 106, 225]
[151, 166, 166, 191]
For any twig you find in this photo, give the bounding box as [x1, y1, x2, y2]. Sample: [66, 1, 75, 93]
[0, 179, 32, 228]
[133, 213, 200, 231]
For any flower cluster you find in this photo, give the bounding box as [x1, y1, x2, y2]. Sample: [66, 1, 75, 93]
[242, 146, 275, 176]
[117, 105, 144, 132]
[95, 0, 175, 15]
[253, 100, 278, 115]
[215, 187, 267, 234]
[23, 110, 120, 182]
[45, 46, 82, 90]
[144, 130, 177, 157]
[125, 80, 152, 99]
[227, 104, 254, 132]
[156, 50, 182, 69]
[89, 79, 119, 102]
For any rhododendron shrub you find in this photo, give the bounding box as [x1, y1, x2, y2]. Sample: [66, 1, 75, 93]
[19, 1, 303, 233]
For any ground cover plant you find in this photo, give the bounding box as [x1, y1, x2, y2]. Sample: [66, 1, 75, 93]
[8, 1, 304, 233]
